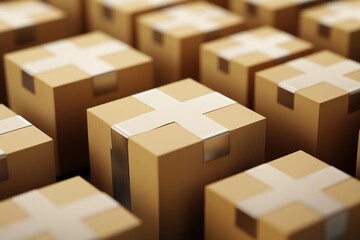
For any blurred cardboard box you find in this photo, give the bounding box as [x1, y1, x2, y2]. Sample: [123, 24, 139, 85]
[255, 50, 360, 175]
[5, 31, 154, 176]
[201, 26, 313, 108]
[0, 0, 67, 105]
[137, 1, 244, 86]
[0, 176, 142, 239]
[300, 0, 360, 62]
[205, 150, 360, 240]
[0, 104, 55, 200]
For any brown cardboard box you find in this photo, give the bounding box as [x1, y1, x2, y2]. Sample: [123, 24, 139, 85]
[200, 26, 313, 108]
[45, 0, 86, 36]
[137, 1, 244, 86]
[300, 0, 360, 62]
[0, 176, 142, 239]
[254, 50, 360, 175]
[205, 150, 360, 240]
[5, 31, 154, 176]
[87, 79, 266, 240]
[0, 104, 55, 200]
[87, 0, 189, 46]
[228, 0, 322, 35]
[0, 0, 67, 105]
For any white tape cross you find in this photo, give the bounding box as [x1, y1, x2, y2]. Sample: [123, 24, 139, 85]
[0, 116, 32, 135]
[320, 2, 360, 27]
[0, 2, 51, 28]
[0, 191, 118, 240]
[22, 39, 129, 78]
[237, 164, 350, 240]
[218, 32, 294, 60]
[112, 89, 235, 139]
[103, 0, 174, 7]
[278, 58, 360, 94]
[247, 0, 315, 5]
[154, 5, 227, 33]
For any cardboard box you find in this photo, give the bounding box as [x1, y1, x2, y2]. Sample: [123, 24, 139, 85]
[87, 79, 266, 240]
[228, 0, 322, 35]
[200, 26, 313, 108]
[87, 0, 189, 46]
[205, 150, 360, 240]
[300, 0, 360, 62]
[0, 104, 55, 200]
[137, 1, 244, 86]
[207, 0, 229, 8]
[254, 50, 360, 175]
[45, 0, 86, 36]
[0, 176, 142, 239]
[0, 0, 67, 105]
[5, 31, 154, 176]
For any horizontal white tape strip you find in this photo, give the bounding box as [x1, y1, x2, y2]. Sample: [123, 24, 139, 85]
[237, 164, 350, 240]
[218, 32, 293, 60]
[0, 190, 119, 240]
[319, 2, 360, 26]
[0, 2, 51, 28]
[22, 39, 130, 77]
[154, 5, 226, 33]
[112, 89, 235, 139]
[278, 58, 360, 94]
[103, 0, 173, 7]
[0, 116, 32, 135]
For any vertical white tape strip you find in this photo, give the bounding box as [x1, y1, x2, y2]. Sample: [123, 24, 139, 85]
[153, 5, 226, 33]
[0, 116, 32, 135]
[112, 89, 235, 139]
[278, 58, 360, 94]
[22, 40, 130, 77]
[319, 2, 360, 27]
[218, 32, 293, 60]
[237, 164, 349, 240]
[0, 191, 119, 240]
[0, 2, 51, 28]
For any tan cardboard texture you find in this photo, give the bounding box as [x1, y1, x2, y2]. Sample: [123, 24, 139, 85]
[87, 79, 266, 240]
[356, 131, 360, 179]
[87, 0, 189, 46]
[201, 26, 313, 108]
[0, 104, 55, 200]
[5, 31, 154, 176]
[255, 50, 360, 175]
[300, 0, 360, 62]
[137, 1, 244, 86]
[0, 176, 142, 240]
[229, 0, 322, 35]
[205, 150, 360, 240]
[45, 0, 87, 36]
[0, 0, 67, 105]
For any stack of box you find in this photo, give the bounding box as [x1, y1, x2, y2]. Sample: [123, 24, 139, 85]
[5, 31, 154, 176]
[201, 26, 313, 108]
[88, 79, 266, 239]
[0, 0, 67, 104]
[0, 104, 55, 200]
